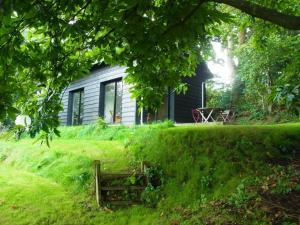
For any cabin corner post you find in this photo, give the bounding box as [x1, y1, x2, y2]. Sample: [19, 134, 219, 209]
[201, 82, 206, 108]
[94, 160, 101, 207]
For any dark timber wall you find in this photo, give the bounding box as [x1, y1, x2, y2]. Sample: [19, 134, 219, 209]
[59, 66, 136, 125]
[174, 63, 211, 123]
[59, 63, 212, 125]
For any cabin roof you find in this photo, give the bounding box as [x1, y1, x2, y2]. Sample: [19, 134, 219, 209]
[196, 62, 213, 80]
[90, 62, 213, 80]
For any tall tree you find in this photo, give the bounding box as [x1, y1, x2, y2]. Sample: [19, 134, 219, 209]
[0, 0, 299, 136]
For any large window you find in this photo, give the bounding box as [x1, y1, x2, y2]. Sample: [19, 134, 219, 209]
[104, 80, 122, 123]
[70, 89, 84, 125]
[136, 95, 169, 124]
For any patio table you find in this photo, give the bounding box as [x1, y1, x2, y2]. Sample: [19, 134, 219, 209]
[196, 107, 223, 123]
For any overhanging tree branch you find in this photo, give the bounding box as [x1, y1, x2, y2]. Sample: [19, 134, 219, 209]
[212, 0, 300, 30]
[162, 0, 206, 36]
[69, 0, 92, 22]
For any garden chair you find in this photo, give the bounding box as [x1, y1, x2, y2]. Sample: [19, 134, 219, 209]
[220, 109, 235, 122]
[192, 109, 201, 123]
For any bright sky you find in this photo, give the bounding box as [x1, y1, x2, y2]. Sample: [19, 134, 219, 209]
[207, 41, 235, 86]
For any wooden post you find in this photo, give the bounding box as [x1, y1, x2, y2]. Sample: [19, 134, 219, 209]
[140, 161, 144, 173]
[141, 161, 150, 187]
[94, 160, 101, 207]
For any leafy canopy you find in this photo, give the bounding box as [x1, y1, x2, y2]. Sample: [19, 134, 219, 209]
[0, 0, 299, 136]
[208, 1, 300, 117]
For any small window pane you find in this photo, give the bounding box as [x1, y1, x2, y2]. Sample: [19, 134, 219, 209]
[71, 89, 84, 125]
[79, 91, 84, 124]
[103, 80, 123, 124]
[115, 81, 122, 123]
[156, 96, 168, 121]
[104, 82, 115, 123]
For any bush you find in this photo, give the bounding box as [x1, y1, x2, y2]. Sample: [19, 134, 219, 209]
[96, 117, 108, 129]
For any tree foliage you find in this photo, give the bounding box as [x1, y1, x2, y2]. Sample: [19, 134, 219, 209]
[237, 30, 300, 115]
[0, 0, 299, 136]
[206, 1, 300, 119]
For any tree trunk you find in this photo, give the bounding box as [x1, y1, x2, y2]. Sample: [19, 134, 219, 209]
[212, 0, 300, 30]
[267, 71, 273, 114]
[229, 28, 247, 108]
[227, 35, 236, 82]
[238, 29, 246, 45]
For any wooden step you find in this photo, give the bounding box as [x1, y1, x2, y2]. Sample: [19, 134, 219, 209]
[94, 160, 149, 207]
[101, 186, 145, 191]
[101, 173, 144, 180]
[105, 200, 143, 205]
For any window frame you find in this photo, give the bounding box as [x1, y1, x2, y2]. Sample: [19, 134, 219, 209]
[67, 88, 84, 126]
[99, 78, 123, 124]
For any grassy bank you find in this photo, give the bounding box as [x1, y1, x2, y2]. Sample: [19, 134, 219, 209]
[0, 138, 162, 225]
[0, 122, 175, 225]
[131, 123, 300, 224]
[0, 123, 299, 224]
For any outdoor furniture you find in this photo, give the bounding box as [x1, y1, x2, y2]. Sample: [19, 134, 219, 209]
[219, 109, 235, 122]
[192, 107, 236, 123]
[194, 107, 224, 123]
[192, 109, 201, 123]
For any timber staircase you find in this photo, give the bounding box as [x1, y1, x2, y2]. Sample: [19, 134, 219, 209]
[94, 160, 148, 206]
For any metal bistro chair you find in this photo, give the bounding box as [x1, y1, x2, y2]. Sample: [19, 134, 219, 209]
[220, 109, 235, 122]
[192, 109, 201, 123]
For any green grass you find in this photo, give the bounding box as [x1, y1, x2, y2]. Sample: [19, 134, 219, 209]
[0, 139, 131, 190]
[0, 166, 162, 225]
[0, 122, 299, 224]
[0, 138, 164, 225]
[0, 166, 85, 225]
[130, 123, 300, 224]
